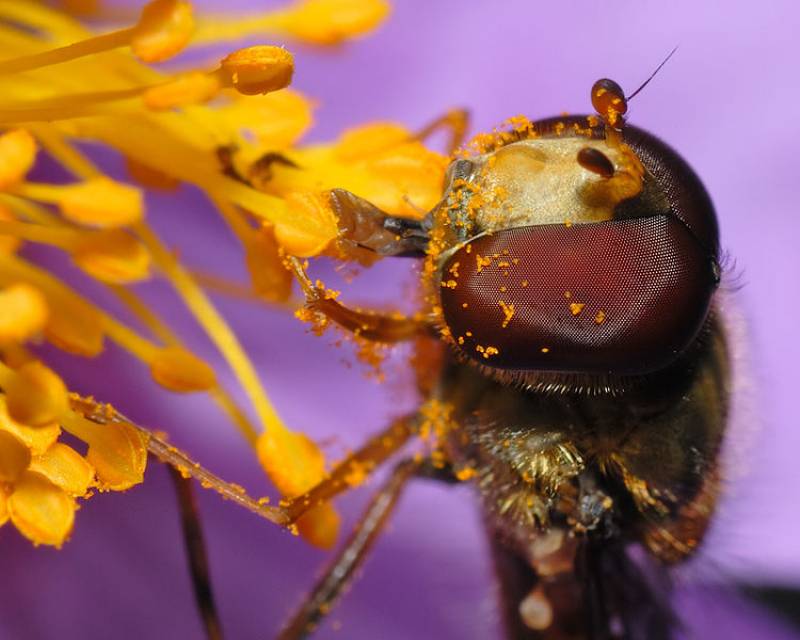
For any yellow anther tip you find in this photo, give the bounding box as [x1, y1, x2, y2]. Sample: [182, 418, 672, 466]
[72, 230, 151, 284]
[29, 442, 95, 498]
[257, 429, 326, 498]
[58, 178, 144, 228]
[220, 46, 294, 96]
[296, 503, 341, 550]
[45, 308, 105, 358]
[132, 0, 195, 63]
[7, 470, 76, 547]
[149, 346, 217, 393]
[274, 191, 337, 257]
[0, 429, 32, 483]
[0, 283, 49, 345]
[4, 361, 69, 428]
[283, 0, 391, 45]
[85, 421, 148, 492]
[0, 397, 60, 457]
[0, 129, 37, 191]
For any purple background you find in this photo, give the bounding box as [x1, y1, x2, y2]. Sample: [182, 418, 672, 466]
[1, 1, 799, 638]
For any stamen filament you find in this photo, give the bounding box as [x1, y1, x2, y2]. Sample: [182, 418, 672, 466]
[107, 284, 260, 445]
[134, 222, 287, 438]
[0, 219, 78, 248]
[0, 253, 158, 361]
[0, 28, 135, 76]
[28, 124, 101, 180]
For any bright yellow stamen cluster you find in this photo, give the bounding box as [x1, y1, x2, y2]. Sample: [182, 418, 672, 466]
[0, 0, 442, 549]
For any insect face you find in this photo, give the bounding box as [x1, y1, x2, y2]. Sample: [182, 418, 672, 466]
[432, 102, 721, 378]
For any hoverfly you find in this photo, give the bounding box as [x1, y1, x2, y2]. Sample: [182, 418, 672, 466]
[253, 71, 728, 640]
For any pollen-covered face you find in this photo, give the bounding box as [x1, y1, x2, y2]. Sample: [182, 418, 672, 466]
[453, 135, 645, 232]
[433, 121, 721, 377]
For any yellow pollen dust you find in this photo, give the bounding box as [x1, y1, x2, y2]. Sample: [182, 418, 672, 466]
[594, 310, 607, 325]
[455, 467, 477, 481]
[569, 302, 585, 316]
[498, 300, 515, 328]
[475, 345, 499, 359]
[476, 254, 492, 273]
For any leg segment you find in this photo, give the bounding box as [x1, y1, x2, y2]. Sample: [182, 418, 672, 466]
[283, 415, 416, 524]
[288, 256, 431, 343]
[168, 466, 224, 640]
[278, 459, 420, 639]
[415, 108, 470, 155]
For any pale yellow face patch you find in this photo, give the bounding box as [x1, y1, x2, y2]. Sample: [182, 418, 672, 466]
[469, 137, 644, 232]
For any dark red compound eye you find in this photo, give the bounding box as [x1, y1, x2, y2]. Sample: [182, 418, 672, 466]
[440, 215, 718, 375]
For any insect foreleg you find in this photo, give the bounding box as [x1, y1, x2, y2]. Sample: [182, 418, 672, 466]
[283, 415, 417, 524]
[277, 458, 421, 639]
[168, 466, 224, 640]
